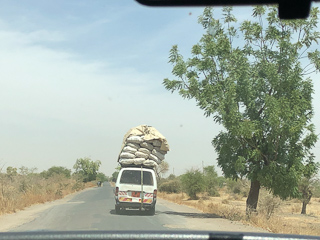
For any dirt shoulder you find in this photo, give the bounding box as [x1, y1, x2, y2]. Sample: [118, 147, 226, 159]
[157, 198, 267, 233]
[158, 191, 320, 236]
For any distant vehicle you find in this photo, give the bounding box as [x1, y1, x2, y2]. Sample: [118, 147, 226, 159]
[114, 167, 157, 215]
[97, 181, 102, 187]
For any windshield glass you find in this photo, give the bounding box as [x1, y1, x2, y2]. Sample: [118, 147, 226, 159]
[0, 0, 320, 236]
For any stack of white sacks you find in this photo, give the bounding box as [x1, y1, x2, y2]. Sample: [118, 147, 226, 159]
[119, 135, 168, 168]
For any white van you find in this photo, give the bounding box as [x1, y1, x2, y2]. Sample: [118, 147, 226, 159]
[114, 167, 157, 215]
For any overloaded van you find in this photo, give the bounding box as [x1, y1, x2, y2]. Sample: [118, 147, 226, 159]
[114, 167, 157, 215]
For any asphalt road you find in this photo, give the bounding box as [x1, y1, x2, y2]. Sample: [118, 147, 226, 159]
[8, 184, 266, 233]
[10, 184, 190, 231]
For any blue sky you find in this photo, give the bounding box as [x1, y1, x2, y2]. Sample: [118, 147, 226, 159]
[0, 1, 319, 177]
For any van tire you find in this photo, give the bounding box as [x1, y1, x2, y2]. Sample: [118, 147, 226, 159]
[148, 206, 155, 215]
[115, 205, 121, 214]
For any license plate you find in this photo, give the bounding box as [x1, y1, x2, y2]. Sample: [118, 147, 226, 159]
[131, 191, 140, 197]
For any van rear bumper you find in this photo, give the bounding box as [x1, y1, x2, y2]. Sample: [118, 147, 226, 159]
[115, 200, 156, 209]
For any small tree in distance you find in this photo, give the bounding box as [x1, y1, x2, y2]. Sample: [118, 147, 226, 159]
[203, 165, 220, 196]
[155, 161, 169, 179]
[181, 168, 205, 200]
[73, 157, 101, 183]
[41, 166, 71, 179]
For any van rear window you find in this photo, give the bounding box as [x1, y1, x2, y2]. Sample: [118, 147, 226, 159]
[119, 170, 154, 186]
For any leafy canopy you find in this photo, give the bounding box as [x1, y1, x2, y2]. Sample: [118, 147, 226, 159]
[73, 157, 101, 182]
[164, 6, 320, 199]
[181, 168, 205, 199]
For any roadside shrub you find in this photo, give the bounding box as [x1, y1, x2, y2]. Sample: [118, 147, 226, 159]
[217, 176, 227, 188]
[258, 192, 281, 219]
[228, 193, 243, 201]
[72, 181, 85, 191]
[312, 179, 320, 198]
[0, 167, 88, 215]
[203, 166, 220, 197]
[226, 179, 249, 197]
[40, 166, 71, 179]
[159, 179, 182, 193]
[221, 199, 229, 204]
[181, 169, 205, 200]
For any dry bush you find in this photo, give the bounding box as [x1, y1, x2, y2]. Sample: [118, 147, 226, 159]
[290, 203, 301, 213]
[226, 179, 249, 197]
[207, 202, 244, 221]
[221, 199, 229, 204]
[249, 213, 320, 236]
[159, 179, 182, 193]
[291, 198, 301, 203]
[0, 173, 89, 215]
[228, 193, 243, 201]
[258, 193, 281, 219]
[158, 192, 185, 205]
[159, 189, 320, 236]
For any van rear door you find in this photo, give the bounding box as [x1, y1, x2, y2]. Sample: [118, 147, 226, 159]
[116, 169, 156, 204]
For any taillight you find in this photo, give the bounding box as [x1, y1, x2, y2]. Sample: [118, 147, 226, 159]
[115, 187, 119, 196]
[153, 189, 157, 199]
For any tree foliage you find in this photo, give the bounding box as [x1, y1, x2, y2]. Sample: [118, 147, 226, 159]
[73, 158, 101, 182]
[111, 166, 121, 182]
[164, 6, 320, 211]
[41, 166, 71, 179]
[155, 161, 169, 179]
[159, 179, 182, 193]
[203, 165, 220, 196]
[96, 172, 108, 182]
[181, 169, 205, 199]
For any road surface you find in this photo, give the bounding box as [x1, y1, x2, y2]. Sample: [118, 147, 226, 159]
[0, 184, 266, 232]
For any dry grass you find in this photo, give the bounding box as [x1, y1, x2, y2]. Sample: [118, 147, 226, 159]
[0, 174, 94, 215]
[158, 190, 320, 236]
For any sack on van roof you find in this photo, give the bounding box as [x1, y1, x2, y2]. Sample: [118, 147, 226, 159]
[118, 125, 170, 168]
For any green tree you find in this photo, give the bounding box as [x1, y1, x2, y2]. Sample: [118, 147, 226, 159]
[41, 166, 71, 179]
[298, 177, 313, 214]
[96, 172, 108, 182]
[203, 165, 220, 196]
[312, 178, 320, 198]
[298, 163, 319, 214]
[163, 7, 320, 213]
[111, 166, 121, 182]
[159, 179, 182, 193]
[217, 176, 227, 188]
[155, 161, 169, 179]
[167, 174, 177, 180]
[19, 166, 37, 176]
[181, 169, 205, 200]
[73, 158, 101, 182]
[6, 166, 18, 180]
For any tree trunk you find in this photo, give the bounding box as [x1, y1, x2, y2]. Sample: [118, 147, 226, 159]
[301, 188, 312, 215]
[301, 201, 307, 214]
[246, 180, 261, 215]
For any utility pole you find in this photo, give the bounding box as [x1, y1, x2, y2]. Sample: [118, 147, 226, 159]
[202, 161, 204, 174]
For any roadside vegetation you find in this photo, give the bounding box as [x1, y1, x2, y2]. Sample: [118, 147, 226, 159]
[158, 166, 320, 236]
[164, 5, 320, 215]
[0, 157, 108, 215]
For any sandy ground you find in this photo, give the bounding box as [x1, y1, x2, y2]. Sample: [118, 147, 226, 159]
[157, 198, 267, 233]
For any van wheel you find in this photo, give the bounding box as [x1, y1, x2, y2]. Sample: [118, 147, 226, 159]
[148, 206, 155, 216]
[115, 205, 121, 214]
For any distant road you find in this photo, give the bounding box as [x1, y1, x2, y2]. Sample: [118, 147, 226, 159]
[5, 184, 266, 232]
